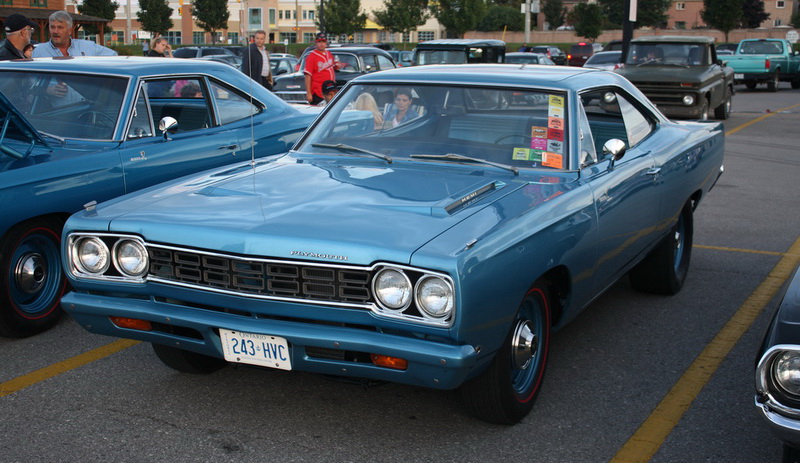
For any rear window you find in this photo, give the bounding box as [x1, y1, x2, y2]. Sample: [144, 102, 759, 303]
[173, 48, 197, 58]
[570, 44, 594, 54]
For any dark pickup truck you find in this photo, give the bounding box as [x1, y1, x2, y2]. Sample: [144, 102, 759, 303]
[615, 36, 734, 120]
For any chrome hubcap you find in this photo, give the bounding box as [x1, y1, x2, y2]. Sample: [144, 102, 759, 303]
[512, 320, 538, 370]
[15, 252, 47, 294]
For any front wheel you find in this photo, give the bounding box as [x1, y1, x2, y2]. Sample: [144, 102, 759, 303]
[0, 218, 67, 337]
[714, 89, 732, 120]
[461, 284, 551, 424]
[629, 202, 694, 295]
[697, 99, 709, 121]
[152, 343, 228, 374]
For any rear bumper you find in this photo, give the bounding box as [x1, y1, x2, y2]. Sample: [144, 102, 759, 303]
[733, 72, 773, 84]
[62, 291, 480, 390]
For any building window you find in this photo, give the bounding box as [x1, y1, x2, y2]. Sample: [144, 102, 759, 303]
[303, 32, 315, 43]
[227, 32, 239, 44]
[308, 10, 315, 20]
[193, 31, 205, 44]
[354, 32, 364, 42]
[166, 31, 182, 45]
[269, 8, 276, 26]
[279, 32, 297, 44]
[284, 10, 293, 20]
[278, 10, 283, 19]
[418, 31, 434, 42]
[775, 19, 783, 26]
[249, 8, 262, 30]
[402, 32, 410, 43]
[776, 0, 785, 7]
[675, 21, 686, 29]
[1, 0, 14, 5]
[675, 2, 685, 9]
[29, 0, 47, 6]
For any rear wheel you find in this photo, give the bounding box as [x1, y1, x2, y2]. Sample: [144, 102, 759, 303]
[629, 202, 693, 295]
[461, 284, 551, 424]
[0, 218, 67, 337]
[714, 88, 732, 120]
[768, 70, 780, 92]
[152, 343, 228, 374]
[745, 82, 757, 90]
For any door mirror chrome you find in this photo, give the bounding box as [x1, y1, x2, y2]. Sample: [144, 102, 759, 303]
[603, 138, 627, 168]
[158, 116, 178, 140]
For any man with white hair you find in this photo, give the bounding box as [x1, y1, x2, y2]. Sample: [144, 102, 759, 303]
[32, 11, 116, 57]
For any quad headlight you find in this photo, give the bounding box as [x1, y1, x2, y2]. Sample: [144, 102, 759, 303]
[373, 268, 412, 310]
[415, 275, 454, 319]
[114, 239, 148, 277]
[73, 237, 110, 274]
[773, 351, 800, 397]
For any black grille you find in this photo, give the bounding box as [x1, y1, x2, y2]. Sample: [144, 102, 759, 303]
[148, 247, 372, 304]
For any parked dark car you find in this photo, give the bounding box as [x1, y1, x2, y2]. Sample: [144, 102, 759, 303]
[413, 39, 505, 65]
[173, 46, 235, 59]
[270, 56, 299, 76]
[0, 57, 317, 337]
[272, 47, 397, 104]
[504, 52, 554, 65]
[61, 64, 724, 424]
[756, 265, 800, 462]
[584, 51, 622, 71]
[614, 36, 734, 120]
[567, 42, 595, 66]
[603, 40, 624, 52]
[529, 45, 566, 65]
[387, 50, 413, 67]
[221, 45, 245, 57]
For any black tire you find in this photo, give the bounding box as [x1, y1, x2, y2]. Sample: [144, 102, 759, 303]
[461, 284, 551, 424]
[0, 218, 67, 337]
[714, 88, 732, 120]
[768, 70, 780, 92]
[698, 99, 709, 120]
[152, 343, 228, 374]
[745, 82, 757, 90]
[792, 80, 800, 90]
[784, 444, 800, 463]
[629, 202, 693, 295]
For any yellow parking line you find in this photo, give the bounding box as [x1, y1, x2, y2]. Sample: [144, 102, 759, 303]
[694, 244, 784, 257]
[0, 339, 140, 398]
[726, 102, 800, 135]
[610, 236, 800, 463]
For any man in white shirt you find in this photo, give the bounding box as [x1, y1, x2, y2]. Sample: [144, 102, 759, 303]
[241, 30, 273, 90]
[32, 11, 117, 57]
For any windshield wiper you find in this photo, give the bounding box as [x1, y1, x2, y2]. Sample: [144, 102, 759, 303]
[410, 153, 519, 175]
[311, 143, 392, 163]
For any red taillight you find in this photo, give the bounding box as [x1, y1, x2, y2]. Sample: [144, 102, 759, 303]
[578, 42, 587, 46]
[567, 54, 573, 60]
[765, 58, 770, 70]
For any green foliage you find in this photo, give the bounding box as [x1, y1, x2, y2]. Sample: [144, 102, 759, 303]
[78, 0, 119, 35]
[373, 0, 430, 36]
[568, 2, 603, 40]
[740, 0, 769, 28]
[137, 0, 173, 37]
[541, 0, 566, 30]
[431, 0, 488, 38]
[701, 0, 742, 41]
[321, 0, 368, 37]
[792, 9, 800, 28]
[477, 5, 524, 31]
[599, 0, 670, 28]
[192, 0, 229, 43]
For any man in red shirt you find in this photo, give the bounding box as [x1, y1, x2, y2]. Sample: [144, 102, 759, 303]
[304, 33, 341, 105]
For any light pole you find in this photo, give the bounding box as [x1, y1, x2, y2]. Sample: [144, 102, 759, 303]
[125, 0, 132, 45]
[524, 0, 531, 43]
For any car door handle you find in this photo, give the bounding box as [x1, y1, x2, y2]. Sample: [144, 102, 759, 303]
[218, 144, 238, 150]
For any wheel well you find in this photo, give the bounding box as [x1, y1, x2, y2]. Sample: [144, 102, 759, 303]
[537, 266, 570, 327]
[2, 213, 70, 242]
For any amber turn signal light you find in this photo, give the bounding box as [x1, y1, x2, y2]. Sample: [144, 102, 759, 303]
[370, 354, 408, 370]
[110, 316, 152, 331]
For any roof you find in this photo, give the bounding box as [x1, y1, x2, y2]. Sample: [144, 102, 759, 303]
[352, 63, 626, 91]
[0, 56, 240, 76]
[631, 36, 715, 44]
[416, 39, 506, 48]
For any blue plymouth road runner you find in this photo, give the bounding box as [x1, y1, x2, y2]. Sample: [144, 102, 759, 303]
[61, 65, 725, 423]
[0, 57, 316, 337]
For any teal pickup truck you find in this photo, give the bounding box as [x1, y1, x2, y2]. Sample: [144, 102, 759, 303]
[721, 39, 800, 91]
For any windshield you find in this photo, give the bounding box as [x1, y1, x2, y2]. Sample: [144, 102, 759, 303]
[625, 43, 708, 66]
[415, 50, 467, 65]
[297, 83, 570, 171]
[0, 71, 128, 140]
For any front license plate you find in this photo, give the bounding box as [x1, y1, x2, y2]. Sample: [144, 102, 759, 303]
[734, 73, 744, 79]
[219, 328, 291, 370]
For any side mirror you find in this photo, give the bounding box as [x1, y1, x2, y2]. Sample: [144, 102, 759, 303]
[603, 138, 627, 168]
[158, 116, 178, 140]
[365, 64, 373, 72]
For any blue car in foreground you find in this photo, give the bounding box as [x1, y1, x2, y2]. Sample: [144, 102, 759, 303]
[61, 64, 725, 423]
[0, 57, 316, 337]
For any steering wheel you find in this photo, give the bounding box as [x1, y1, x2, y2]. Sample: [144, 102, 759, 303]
[78, 111, 116, 128]
[494, 134, 532, 144]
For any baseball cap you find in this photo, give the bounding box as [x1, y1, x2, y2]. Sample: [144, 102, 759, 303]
[322, 80, 339, 94]
[4, 14, 37, 33]
[315, 32, 328, 42]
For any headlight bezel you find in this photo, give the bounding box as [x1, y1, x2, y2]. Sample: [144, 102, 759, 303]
[68, 233, 148, 283]
[415, 275, 454, 320]
[757, 345, 800, 417]
[370, 264, 456, 327]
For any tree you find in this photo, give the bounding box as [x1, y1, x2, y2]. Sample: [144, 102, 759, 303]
[322, 0, 368, 38]
[193, 0, 229, 44]
[373, 0, 429, 42]
[541, 0, 566, 30]
[568, 2, 604, 41]
[431, 0, 487, 38]
[793, 9, 800, 28]
[701, 0, 742, 42]
[137, 0, 173, 37]
[477, 5, 524, 31]
[740, 0, 769, 28]
[599, 0, 670, 28]
[78, 0, 119, 35]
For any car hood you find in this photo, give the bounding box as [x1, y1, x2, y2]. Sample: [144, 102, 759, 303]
[616, 65, 715, 84]
[96, 155, 530, 265]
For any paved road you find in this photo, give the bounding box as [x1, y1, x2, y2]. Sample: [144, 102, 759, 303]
[1, 83, 799, 463]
